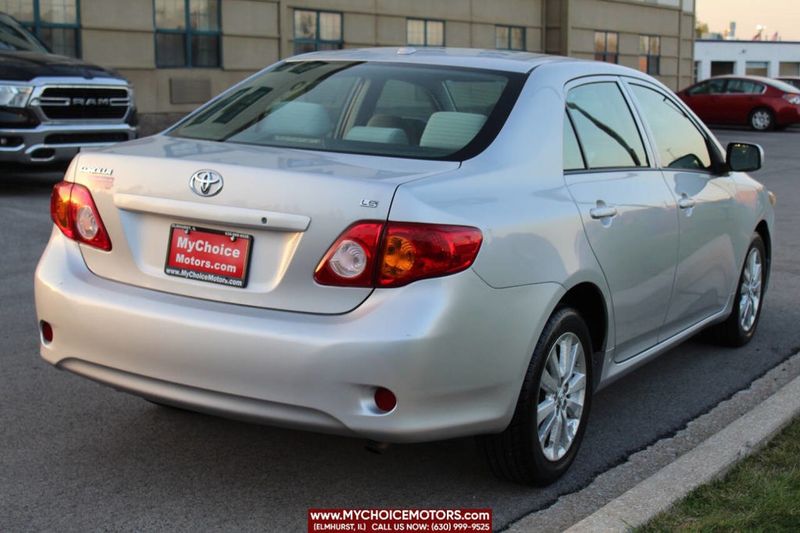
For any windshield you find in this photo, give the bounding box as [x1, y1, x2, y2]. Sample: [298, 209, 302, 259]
[169, 61, 525, 161]
[0, 14, 48, 53]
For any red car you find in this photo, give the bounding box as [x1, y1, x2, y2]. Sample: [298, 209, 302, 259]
[678, 75, 800, 131]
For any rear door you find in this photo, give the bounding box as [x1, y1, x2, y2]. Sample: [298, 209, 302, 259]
[564, 78, 679, 362]
[625, 81, 737, 338]
[722, 78, 766, 124]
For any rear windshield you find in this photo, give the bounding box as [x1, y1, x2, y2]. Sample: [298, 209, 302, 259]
[169, 61, 526, 161]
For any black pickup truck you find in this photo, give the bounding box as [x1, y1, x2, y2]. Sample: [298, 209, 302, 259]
[1, 12, 137, 168]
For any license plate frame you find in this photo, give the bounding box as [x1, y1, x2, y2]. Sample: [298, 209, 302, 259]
[164, 224, 253, 288]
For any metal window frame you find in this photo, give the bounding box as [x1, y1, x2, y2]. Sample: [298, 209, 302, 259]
[406, 17, 445, 47]
[292, 8, 343, 53]
[15, 0, 82, 57]
[153, 0, 222, 69]
[495, 24, 526, 51]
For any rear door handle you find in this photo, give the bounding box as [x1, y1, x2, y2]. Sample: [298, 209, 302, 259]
[678, 194, 696, 210]
[590, 204, 618, 219]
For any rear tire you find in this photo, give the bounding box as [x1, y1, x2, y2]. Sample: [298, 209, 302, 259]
[749, 108, 774, 131]
[478, 308, 593, 485]
[708, 234, 767, 347]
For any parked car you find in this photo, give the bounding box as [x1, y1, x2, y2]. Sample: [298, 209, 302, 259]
[678, 75, 800, 130]
[778, 76, 800, 91]
[0, 12, 137, 169]
[35, 48, 774, 485]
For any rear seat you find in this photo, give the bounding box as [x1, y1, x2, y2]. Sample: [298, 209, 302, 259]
[419, 112, 487, 150]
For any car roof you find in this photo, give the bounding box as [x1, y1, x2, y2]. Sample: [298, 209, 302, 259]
[285, 47, 573, 74]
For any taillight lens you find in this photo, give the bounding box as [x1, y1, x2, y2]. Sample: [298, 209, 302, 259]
[314, 222, 383, 287]
[783, 93, 800, 105]
[314, 221, 482, 288]
[50, 181, 112, 251]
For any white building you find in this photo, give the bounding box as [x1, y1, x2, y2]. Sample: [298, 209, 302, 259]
[695, 40, 800, 83]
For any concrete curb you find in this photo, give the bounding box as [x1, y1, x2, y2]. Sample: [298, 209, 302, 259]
[564, 371, 800, 532]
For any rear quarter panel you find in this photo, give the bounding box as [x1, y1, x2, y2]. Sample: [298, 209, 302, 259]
[389, 64, 616, 357]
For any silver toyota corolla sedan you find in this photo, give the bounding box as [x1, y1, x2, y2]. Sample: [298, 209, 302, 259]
[35, 48, 774, 485]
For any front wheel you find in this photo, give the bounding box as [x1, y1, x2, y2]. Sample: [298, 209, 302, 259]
[708, 234, 767, 347]
[478, 308, 593, 485]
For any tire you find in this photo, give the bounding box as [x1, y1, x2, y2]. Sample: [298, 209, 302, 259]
[708, 234, 767, 347]
[478, 308, 593, 485]
[749, 108, 775, 131]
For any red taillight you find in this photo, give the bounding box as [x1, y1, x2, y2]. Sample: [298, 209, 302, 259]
[313, 221, 384, 287]
[50, 181, 112, 251]
[314, 221, 482, 288]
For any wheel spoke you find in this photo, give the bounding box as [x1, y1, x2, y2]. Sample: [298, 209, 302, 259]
[566, 397, 583, 417]
[537, 398, 556, 422]
[538, 410, 557, 444]
[549, 410, 563, 450]
[546, 351, 560, 384]
[566, 373, 586, 395]
[540, 367, 559, 394]
[557, 338, 572, 380]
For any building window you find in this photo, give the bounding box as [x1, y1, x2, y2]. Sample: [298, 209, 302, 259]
[779, 62, 800, 77]
[639, 35, 661, 75]
[293, 9, 342, 54]
[407, 18, 444, 47]
[594, 31, 618, 63]
[0, 0, 80, 57]
[496, 25, 525, 51]
[154, 0, 221, 68]
[710, 61, 734, 77]
[745, 61, 769, 77]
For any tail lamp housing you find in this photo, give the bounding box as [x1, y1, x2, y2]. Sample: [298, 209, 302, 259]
[50, 181, 112, 251]
[783, 93, 800, 105]
[315, 221, 482, 288]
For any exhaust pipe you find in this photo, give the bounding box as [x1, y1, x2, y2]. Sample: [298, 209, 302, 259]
[365, 440, 391, 454]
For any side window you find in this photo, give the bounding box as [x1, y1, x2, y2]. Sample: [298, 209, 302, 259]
[630, 84, 713, 171]
[726, 79, 762, 94]
[708, 78, 727, 94]
[687, 81, 709, 96]
[566, 82, 648, 169]
[564, 114, 585, 171]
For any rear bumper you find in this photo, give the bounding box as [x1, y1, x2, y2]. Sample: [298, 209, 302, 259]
[0, 123, 136, 165]
[776, 105, 800, 126]
[35, 231, 563, 442]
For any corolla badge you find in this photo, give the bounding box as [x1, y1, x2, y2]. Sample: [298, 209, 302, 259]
[189, 170, 224, 197]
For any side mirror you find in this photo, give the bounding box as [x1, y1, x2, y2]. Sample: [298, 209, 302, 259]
[726, 142, 764, 172]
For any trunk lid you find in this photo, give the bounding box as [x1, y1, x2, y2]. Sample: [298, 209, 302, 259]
[72, 136, 458, 314]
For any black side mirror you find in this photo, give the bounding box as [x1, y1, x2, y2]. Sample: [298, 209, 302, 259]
[726, 142, 764, 172]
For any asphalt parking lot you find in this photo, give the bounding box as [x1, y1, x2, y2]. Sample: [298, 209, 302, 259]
[2, 128, 800, 532]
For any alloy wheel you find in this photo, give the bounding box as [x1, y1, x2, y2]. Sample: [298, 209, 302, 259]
[739, 247, 763, 332]
[537, 332, 587, 462]
[751, 110, 772, 130]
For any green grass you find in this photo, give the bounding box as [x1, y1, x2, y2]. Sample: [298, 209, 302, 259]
[638, 417, 800, 532]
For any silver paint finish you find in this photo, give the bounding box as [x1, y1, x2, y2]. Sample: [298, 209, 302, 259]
[35, 49, 775, 441]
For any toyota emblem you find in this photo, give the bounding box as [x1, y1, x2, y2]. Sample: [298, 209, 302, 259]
[189, 170, 224, 197]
